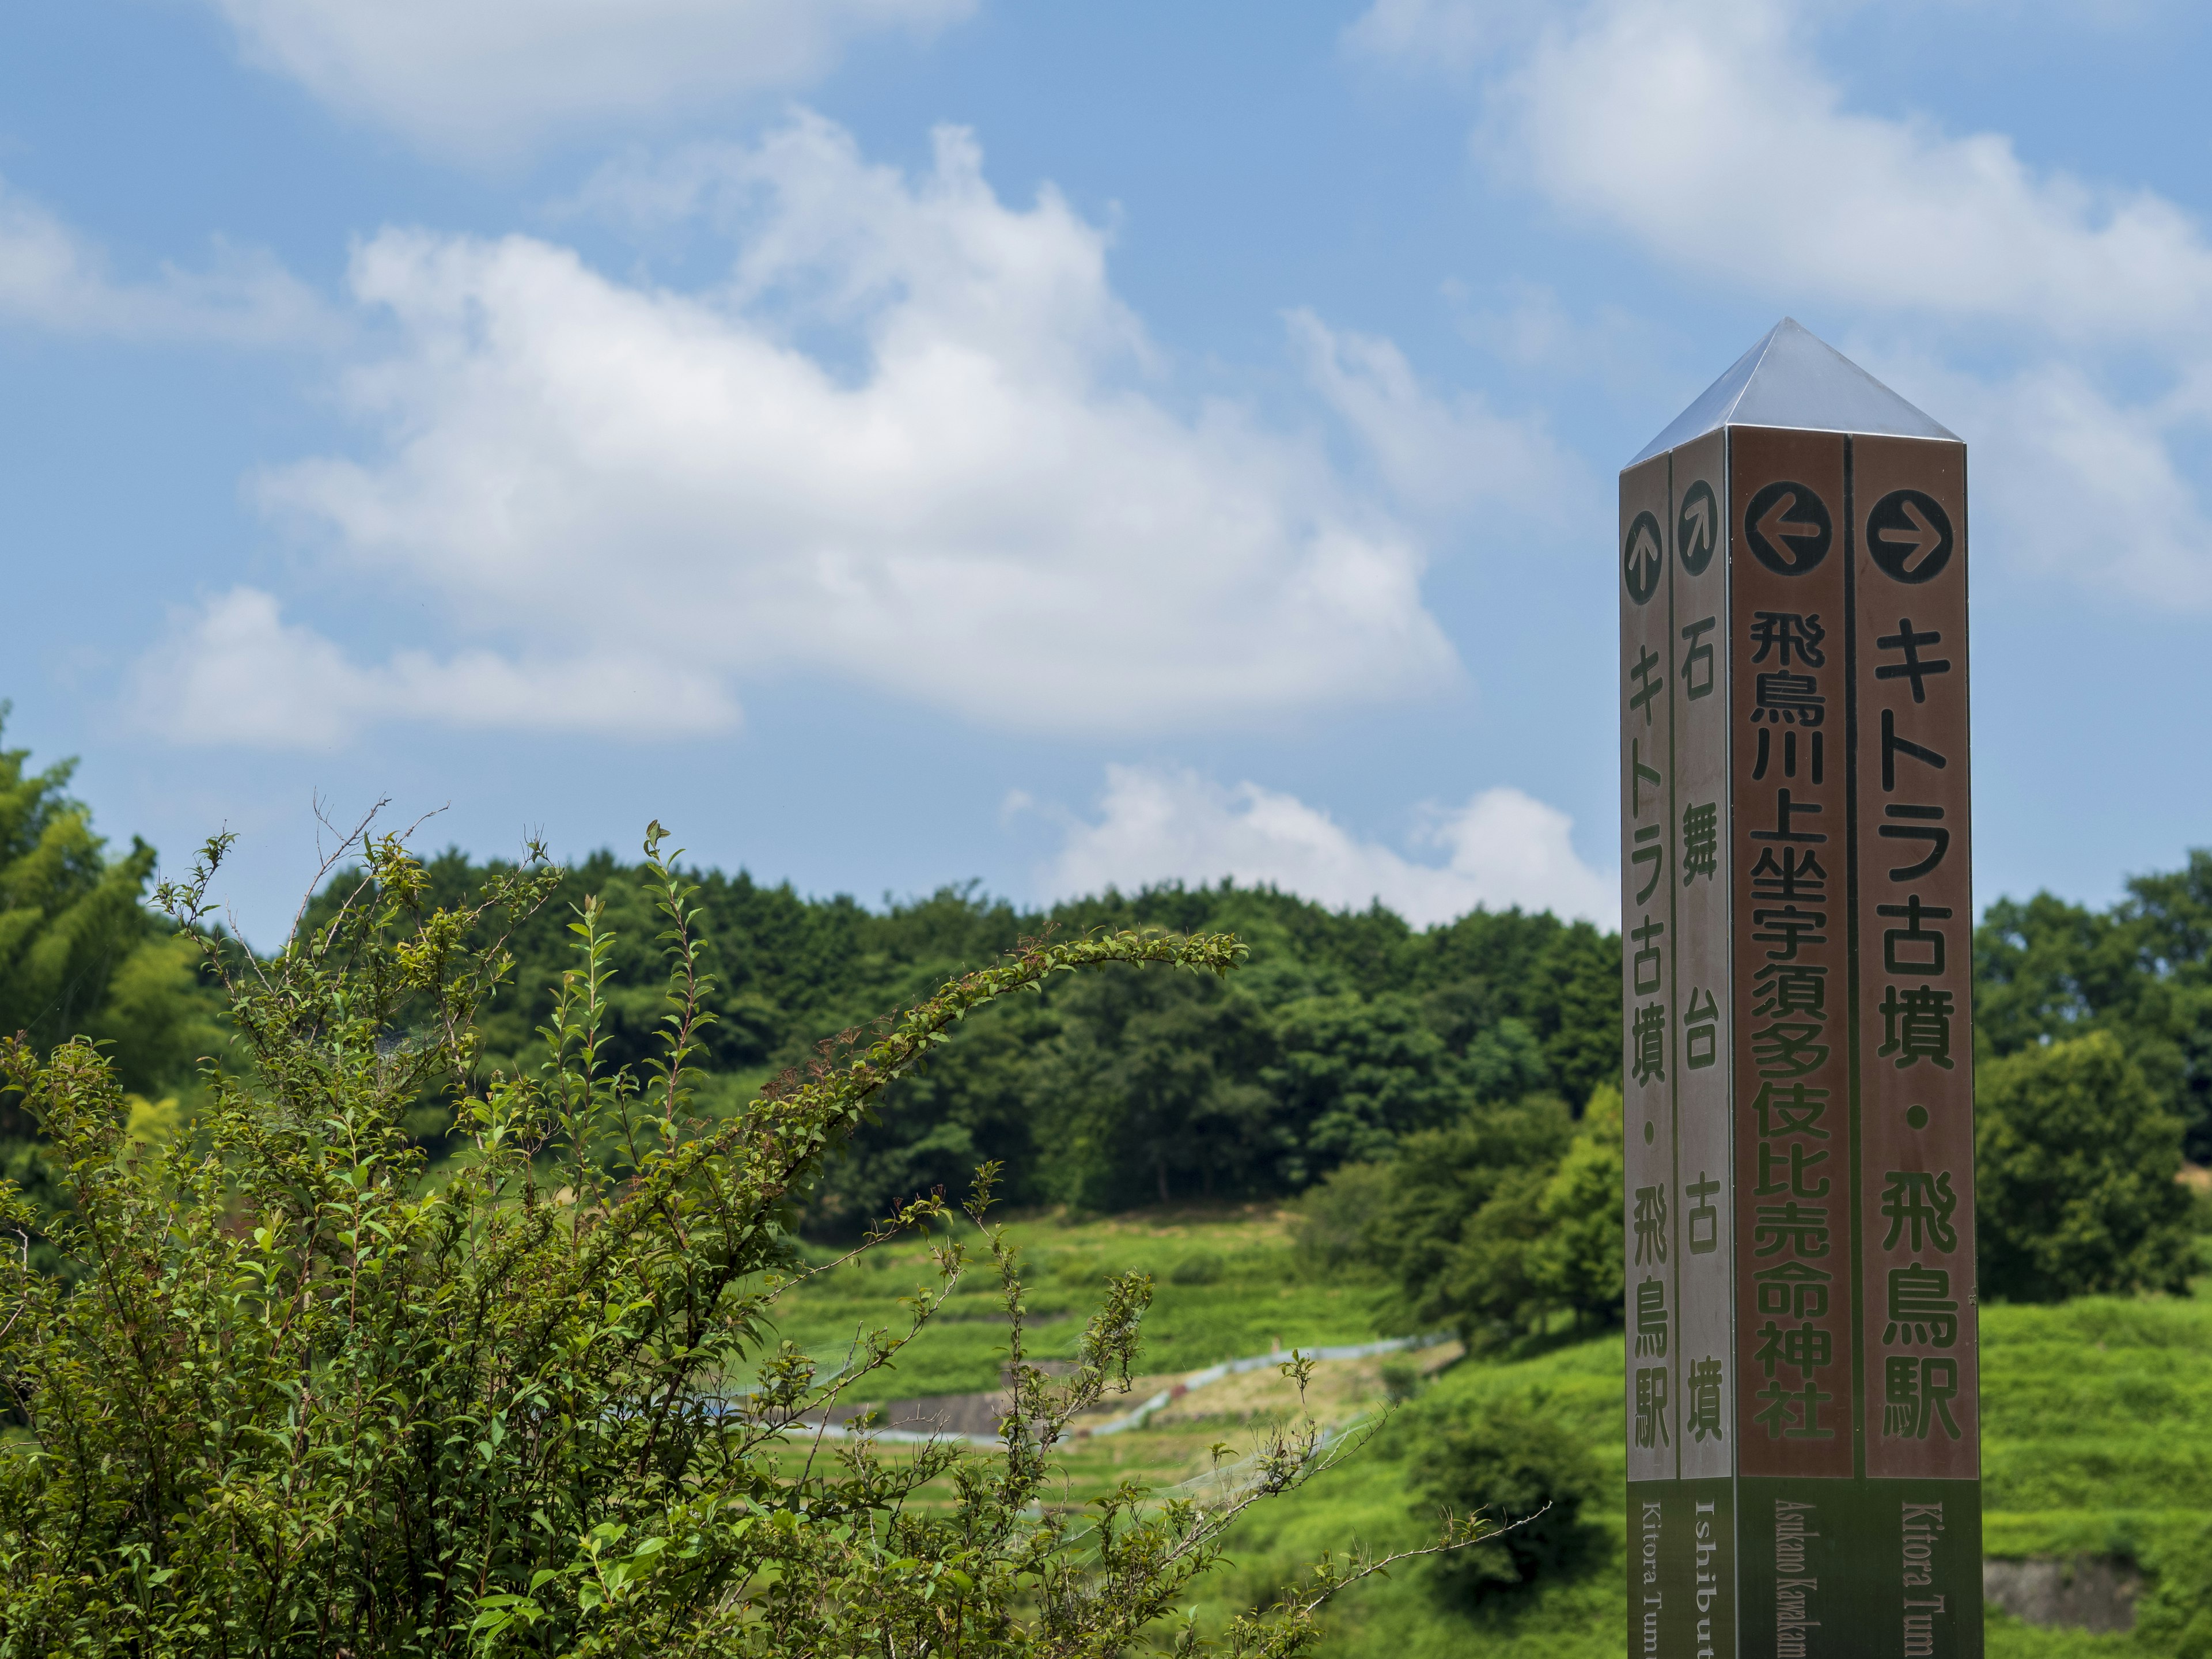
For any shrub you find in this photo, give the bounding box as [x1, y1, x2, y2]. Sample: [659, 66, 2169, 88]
[1412, 1391, 1605, 1601]
[2138, 1518, 2212, 1659]
[1976, 1031, 2197, 1301]
[1170, 1249, 1226, 1286]
[1291, 1157, 1395, 1278]
[0, 823, 1483, 1657]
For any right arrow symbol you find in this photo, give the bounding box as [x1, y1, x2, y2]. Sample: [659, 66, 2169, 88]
[1874, 499, 1940, 574]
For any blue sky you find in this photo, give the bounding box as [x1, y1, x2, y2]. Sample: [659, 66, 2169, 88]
[5, 0, 2211, 944]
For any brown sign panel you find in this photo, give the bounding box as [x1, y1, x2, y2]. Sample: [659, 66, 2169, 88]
[1621, 452, 1677, 1484]
[1852, 435, 1979, 1479]
[1727, 427, 1853, 1480]
[1671, 430, 1734, 1484]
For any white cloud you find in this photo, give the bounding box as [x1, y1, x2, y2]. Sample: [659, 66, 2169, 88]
[1342, 0, 1551, 74]
[1489, 0, 2212, 340]
[0, 176, 325, 344]
[1287, 308, 1585, 523]
[135, 588, 737, 748]
[148, 115, 1478, 746]
[1353, 0, 2212, 604]
[1039, 764, 1613, 927]
[208, 0, 974, 161]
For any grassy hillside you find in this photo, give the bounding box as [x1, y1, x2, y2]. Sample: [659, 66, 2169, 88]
[759, 1206, 2212, 1657]
[742, 1204, 1387, 1399]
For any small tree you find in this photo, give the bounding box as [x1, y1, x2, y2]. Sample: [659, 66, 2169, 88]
[1412, 1392, 1603, 1601]
[0, 820, 1479, 1656]
[1976, 1030, 2197, 1302]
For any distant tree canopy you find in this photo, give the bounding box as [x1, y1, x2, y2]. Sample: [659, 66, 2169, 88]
[3, 713, 2210, 1285]
[1976, 851, 2212, 1163]
[0, 723, 225, 1249]
[294, 849, 1623, 1228]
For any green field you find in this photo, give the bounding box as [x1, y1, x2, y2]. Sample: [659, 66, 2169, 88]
[763, 1206, 2212, 1656]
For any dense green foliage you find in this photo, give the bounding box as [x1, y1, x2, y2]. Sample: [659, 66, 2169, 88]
[1978, 851, 2212, 1162]
[1303, 1088, 1626, 1344]
[1410, 1391, 1606, 1600]
[0, 721, 224, 1254]
[0, 713, 2205, 1312]
[291, 848, 1620, 1228]
[0, 827, 1485, 1656]
[1975, 1031, 2198, 1301]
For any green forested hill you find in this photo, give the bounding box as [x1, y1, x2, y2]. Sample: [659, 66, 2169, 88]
[334, 847, 1620, 1224]
[8, 702, 2212, 1240]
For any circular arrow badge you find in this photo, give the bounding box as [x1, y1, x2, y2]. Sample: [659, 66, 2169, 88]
[1677, 480, 1718, 577]
[1744, 480, 1832, 576]
[1623, 510, 1664, 605]
[1866, 488, 1954, 584]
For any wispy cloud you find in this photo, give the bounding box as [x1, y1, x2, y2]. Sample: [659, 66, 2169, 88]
[0, 176, 327, 345]
[206, 0, 976, 162]
[137, 115, 1562, 747]
[1036, 763, 1613, 927]
[1351, 0, 2212, 604]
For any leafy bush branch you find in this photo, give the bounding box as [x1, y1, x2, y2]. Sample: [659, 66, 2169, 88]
[0, 819, 1482, 1657]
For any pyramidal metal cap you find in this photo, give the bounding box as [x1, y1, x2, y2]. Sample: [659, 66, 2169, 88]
[1627, 317, 1956, 467]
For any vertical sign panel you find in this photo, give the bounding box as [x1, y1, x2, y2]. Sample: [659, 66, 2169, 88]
[1621, 453, 1679, 1659]
[1730, 428, 1853, 1659]
[1853, 434, 1984, 1657]
[1728, 426, 1853, 1481]
[1670, 430, 1738, 1659]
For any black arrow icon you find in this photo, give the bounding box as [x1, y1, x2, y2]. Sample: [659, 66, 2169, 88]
[1867, 490, 1954, 584]
[1678, 480, 1717, 577]
[1624, 511, 1663, 605]
[1744, 480, 1832, 576]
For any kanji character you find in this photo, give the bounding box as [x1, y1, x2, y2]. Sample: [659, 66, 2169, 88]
[1681, 800, 1718, 884]
[1884, 1262, 1959, 1347]
[1880, 894, 1952, 977]
[1686, 1172, 1719, 1255]
[1635, 1366, 1670, 1449]
[1750, 787, 1826, 844]
[1749, 611, 1826, 668]
[1680, 616, 1717, 700]
[1754, 1319, 1831, 1379]
[1878, 1170, 1960, 1253]
[1752, 1199, 1831, 1258]
[1631, 1001, 1666, 1088]
[1753, 1260, 1831, 1320]
[1878, 984, 1955, 1070]
[1635, 1277, 1669, 1357]
[1633, 1183, 1668, 1267]
[1751, 1081, 1831, 1139]
[1753, 1377, 1835, 1441]
[1685, 1356, 1725, 1442]
[1683, 986, 1719, 1070]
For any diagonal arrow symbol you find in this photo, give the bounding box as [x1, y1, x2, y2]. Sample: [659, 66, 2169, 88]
[1872, 498, 1941, 574]
[1683, 493, 1713, 558]
[1756, 488, 1823, 566]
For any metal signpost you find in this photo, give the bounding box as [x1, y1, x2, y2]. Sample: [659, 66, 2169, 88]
[1620, 319, 1980, 1659]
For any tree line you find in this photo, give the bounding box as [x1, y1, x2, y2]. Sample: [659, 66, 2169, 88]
[0, 719, 2205, 1308]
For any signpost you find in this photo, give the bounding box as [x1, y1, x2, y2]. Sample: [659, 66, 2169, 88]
[1620, 319, 1980, 1659]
